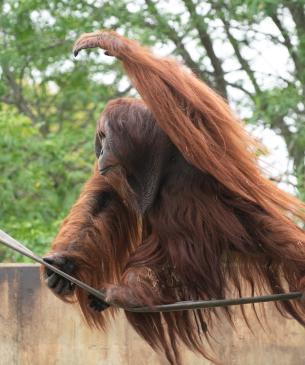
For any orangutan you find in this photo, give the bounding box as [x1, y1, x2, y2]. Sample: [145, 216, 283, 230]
[43, 31, 305, 364]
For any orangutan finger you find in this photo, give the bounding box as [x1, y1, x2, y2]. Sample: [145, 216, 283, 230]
[53, 278, 68, 294]
[73, 32, 105, 57]
[45, 272, 60, 288]
[43, 254, 76, 274]
[62, 281, 75, 295]
[73, 31, 124, 58]
[88, 294, 110, 312]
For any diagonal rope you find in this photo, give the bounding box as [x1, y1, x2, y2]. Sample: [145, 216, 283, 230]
[0, 229, 302, 313]
[0, 230, 107, 302]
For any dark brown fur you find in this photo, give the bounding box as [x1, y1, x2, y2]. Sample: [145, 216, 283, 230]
[44, 31, 305, 364]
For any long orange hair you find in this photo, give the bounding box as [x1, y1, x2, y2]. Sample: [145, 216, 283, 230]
[47, 31, 305, 364]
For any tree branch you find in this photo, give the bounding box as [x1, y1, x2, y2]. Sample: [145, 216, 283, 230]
[226, 81, 254, 98]
[144, 0, 209, 83]
[2, 66, 37, 122]
[182, 0, 228, 99]
[270, 12, 300, 75]
[285, 2, 305, 40]
[214, 16, 260, 95]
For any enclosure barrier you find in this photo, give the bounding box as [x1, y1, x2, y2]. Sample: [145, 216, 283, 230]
[0, 264, 304, 365]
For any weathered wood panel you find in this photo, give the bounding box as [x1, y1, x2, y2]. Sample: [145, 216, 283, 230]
[0, 264, 304, 365]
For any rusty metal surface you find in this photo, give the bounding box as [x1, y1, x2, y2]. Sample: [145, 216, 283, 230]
[0, 264, 305, 365]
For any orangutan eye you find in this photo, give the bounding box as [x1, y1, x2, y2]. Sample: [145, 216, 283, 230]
[95, 144, 101, 159]
[95, 132, 105, 158]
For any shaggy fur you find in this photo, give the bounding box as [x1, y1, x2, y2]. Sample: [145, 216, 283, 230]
[44, 31, 305, 364]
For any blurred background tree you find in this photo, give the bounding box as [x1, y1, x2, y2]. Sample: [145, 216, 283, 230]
[0, 0, 304, 261]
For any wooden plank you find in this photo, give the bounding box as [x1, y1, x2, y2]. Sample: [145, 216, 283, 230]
[0, 265, 19, 365]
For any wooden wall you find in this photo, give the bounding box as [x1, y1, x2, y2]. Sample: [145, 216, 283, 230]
[0, 264, 304, 365]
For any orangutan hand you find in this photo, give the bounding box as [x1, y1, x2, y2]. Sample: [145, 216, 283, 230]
[88, 293, 110, 312]
[88, 283, 145, 310]
[43, 254, 76, 296]
[88, 285, 119, 312]
[73, 30, 130, 59]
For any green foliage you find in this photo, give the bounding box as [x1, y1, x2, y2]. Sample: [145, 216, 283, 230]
[0, 108, 95, 261]
[250, 86, 301, 126]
